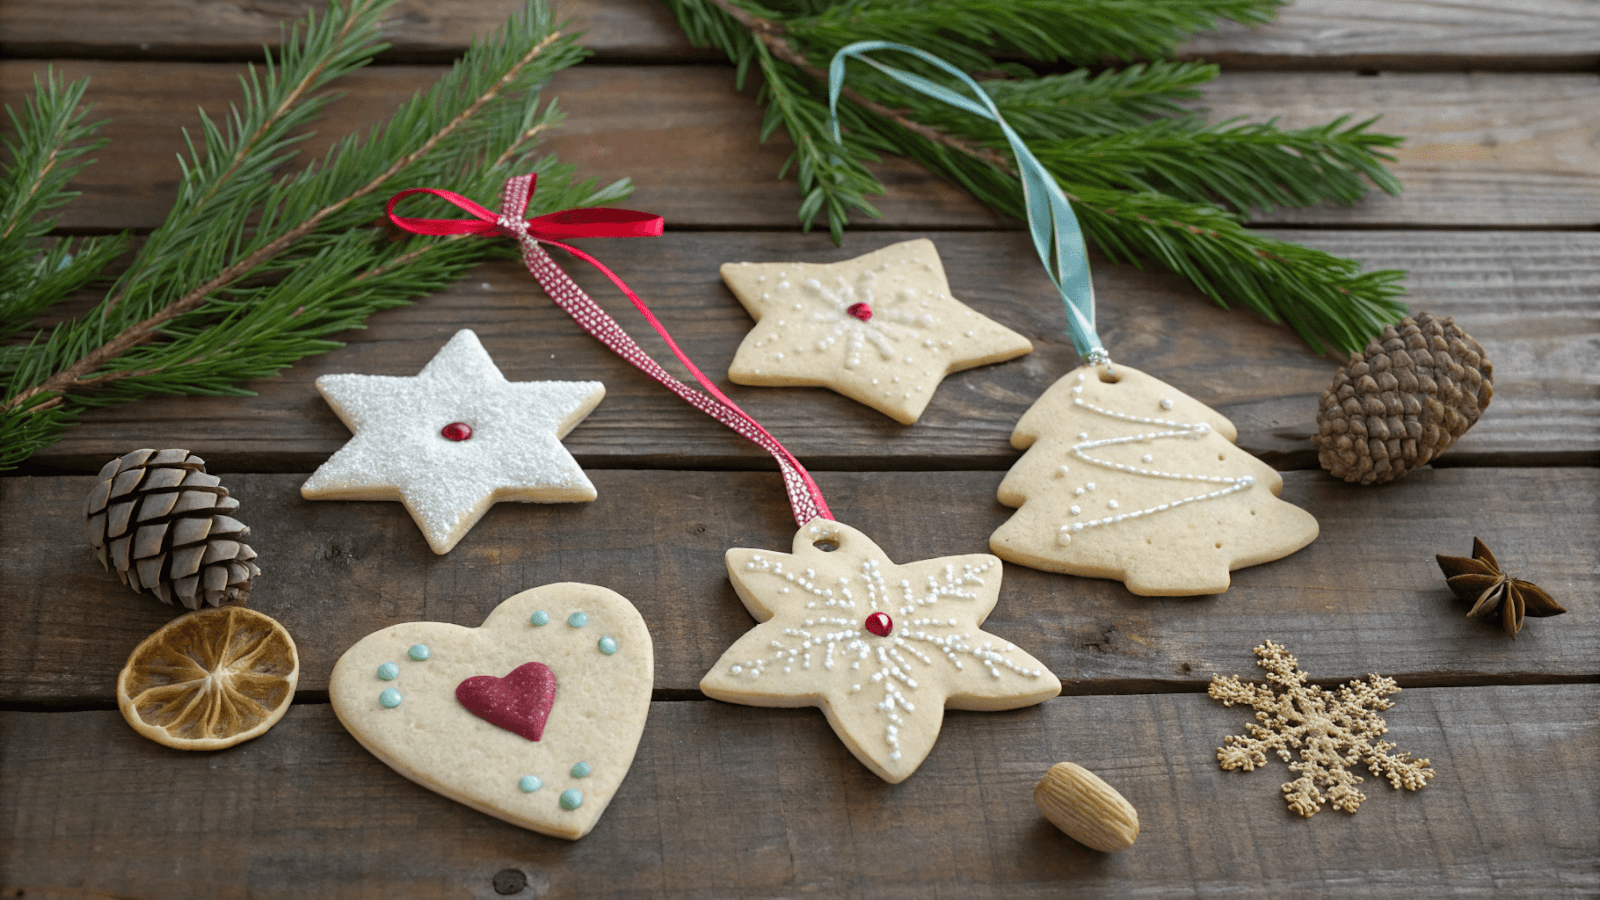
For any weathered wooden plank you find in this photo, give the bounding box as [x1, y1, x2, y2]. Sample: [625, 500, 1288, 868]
[1201, 73, 1600, 228]
[3, 62, 1597, 231]
[3, 468, 1594, 705]
[0, 0, 709, 63]
[2, 687, 1595, 898]
[3, 0, 1596, 71]
[23, 230, 1598, 473]
[1183, 0, 1600, 71]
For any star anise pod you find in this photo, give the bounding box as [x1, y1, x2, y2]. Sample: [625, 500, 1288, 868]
[1436, 538, 1564, 638]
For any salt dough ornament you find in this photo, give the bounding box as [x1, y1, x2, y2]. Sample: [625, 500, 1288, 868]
[721, 239, 1033, 424]
[301, 329, 604, 554]
[824, 44, 1319, 595]
[384, 178, 1058, 786]
[992, 365, 1317, 594]
[329, 583, 652, 840]
[701, 520, 1061, 783]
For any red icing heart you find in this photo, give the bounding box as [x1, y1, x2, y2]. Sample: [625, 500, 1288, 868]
[455, 662, 558, 741]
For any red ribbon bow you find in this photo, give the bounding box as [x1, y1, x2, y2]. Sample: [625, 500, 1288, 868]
[386, 184, 664, 242]
[386, 175, 831, 527]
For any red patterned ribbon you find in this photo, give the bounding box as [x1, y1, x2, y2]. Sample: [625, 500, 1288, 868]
[386, 175, 833, 526]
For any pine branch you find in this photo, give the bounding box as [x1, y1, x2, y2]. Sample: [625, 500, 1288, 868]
[0, 0, 629, 469]
[664, 0, 1409, 354]
[0, 70, 130, 344]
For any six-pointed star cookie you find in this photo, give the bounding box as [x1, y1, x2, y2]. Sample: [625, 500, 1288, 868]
[302, 330, 604, 555]
[721, 239, 1033, 424]
[701, 520, 1061, 783]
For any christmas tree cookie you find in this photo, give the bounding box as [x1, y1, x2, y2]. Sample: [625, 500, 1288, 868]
[702, 520, 1061, 783]
[302, 330, 604, 554]
[991, 364, 1318, 595]
[721, 239, 1033, 424]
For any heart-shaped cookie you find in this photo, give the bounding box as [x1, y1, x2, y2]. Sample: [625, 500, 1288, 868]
[330, 583, 653, 840]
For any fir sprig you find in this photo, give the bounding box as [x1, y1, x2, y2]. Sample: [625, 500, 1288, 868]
[0, 71, 130, 346]
[0, 0, 629, 469]
[665, 0, 1407, 353]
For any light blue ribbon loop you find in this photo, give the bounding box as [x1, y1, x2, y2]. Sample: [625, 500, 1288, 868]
[827, 41, 1104, 362]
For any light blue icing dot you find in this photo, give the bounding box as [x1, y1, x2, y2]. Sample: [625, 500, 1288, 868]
[530, 610, 550, 626]
[598, 636, 618, 656]
[560, 789, 583, 810]
[570, 761, 591, 779]
[407, 644, 430, 662]
[379, 688, 402, 708]
[519, 775, 543, 793]
[376, 662, 399, 681]
[567, 612, 588, 628]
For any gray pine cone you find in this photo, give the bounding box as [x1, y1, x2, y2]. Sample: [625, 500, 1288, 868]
[84, 449, 260, 609]
[1313, 312, 1493, 485]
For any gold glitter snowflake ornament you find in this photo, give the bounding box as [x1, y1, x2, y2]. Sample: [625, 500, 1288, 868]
[1208, 641, 1435, 817]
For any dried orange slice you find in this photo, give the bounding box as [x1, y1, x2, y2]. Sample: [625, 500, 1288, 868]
[117, 606, 299, 750]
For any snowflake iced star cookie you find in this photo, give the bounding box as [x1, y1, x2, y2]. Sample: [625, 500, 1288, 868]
[701, 520, 1061, 783]
[329, 583, 653, 840]
[302, 329, 604, 554]
[991, 364, 1318, 595]
[720, 239, 1033, 424]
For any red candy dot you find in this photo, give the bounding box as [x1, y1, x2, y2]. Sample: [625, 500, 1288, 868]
[440, 422, 473, 442]
[846, 302, 873, 321]
[864, 611, 893, 637]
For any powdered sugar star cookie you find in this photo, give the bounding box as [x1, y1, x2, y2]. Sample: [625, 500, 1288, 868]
[302, 329, 604, 554]
[701, 520, 1061, 783]
[721, 239, 1033, 424]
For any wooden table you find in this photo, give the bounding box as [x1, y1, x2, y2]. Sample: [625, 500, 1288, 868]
[3, 1, 1597, 896]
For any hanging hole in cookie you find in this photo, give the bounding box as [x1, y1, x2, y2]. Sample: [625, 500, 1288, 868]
[1097, 368, 1121, 384]
[1145, 537, 1153, 545]
[1250, 509, 1257, 516]
[814, 538, 840, 552]
[1217, 453, 1226, 461]
[1214, 542, 1223, 549]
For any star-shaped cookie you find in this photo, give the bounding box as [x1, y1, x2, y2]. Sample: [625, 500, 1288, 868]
[302, 329, 604, 555]
[721, 239, 1033, 424]
[701, 520, 1061, 783]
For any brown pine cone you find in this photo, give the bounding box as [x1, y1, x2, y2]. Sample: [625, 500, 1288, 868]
[84, 449, 260, 609]
[1314, 312, 1493, 485]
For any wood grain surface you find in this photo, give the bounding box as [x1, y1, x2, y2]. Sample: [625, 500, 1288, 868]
[5, 0, 1595, 69]
[2, 687, 1595, 898]
[5, 468, 1594, 705]
[21, 230, 1598, 473]
[3, 62, 1598, 231]
[2, 0, 1595, 896]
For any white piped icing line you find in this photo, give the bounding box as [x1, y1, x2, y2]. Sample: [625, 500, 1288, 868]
[723, 521, 1045, 764]
[1054, 371, 1256, 546]
[798, 271, 937, 371]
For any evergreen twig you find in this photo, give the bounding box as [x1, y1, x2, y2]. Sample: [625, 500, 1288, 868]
[664, 0, 1408, 354]
[0, 0, 630, 469]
